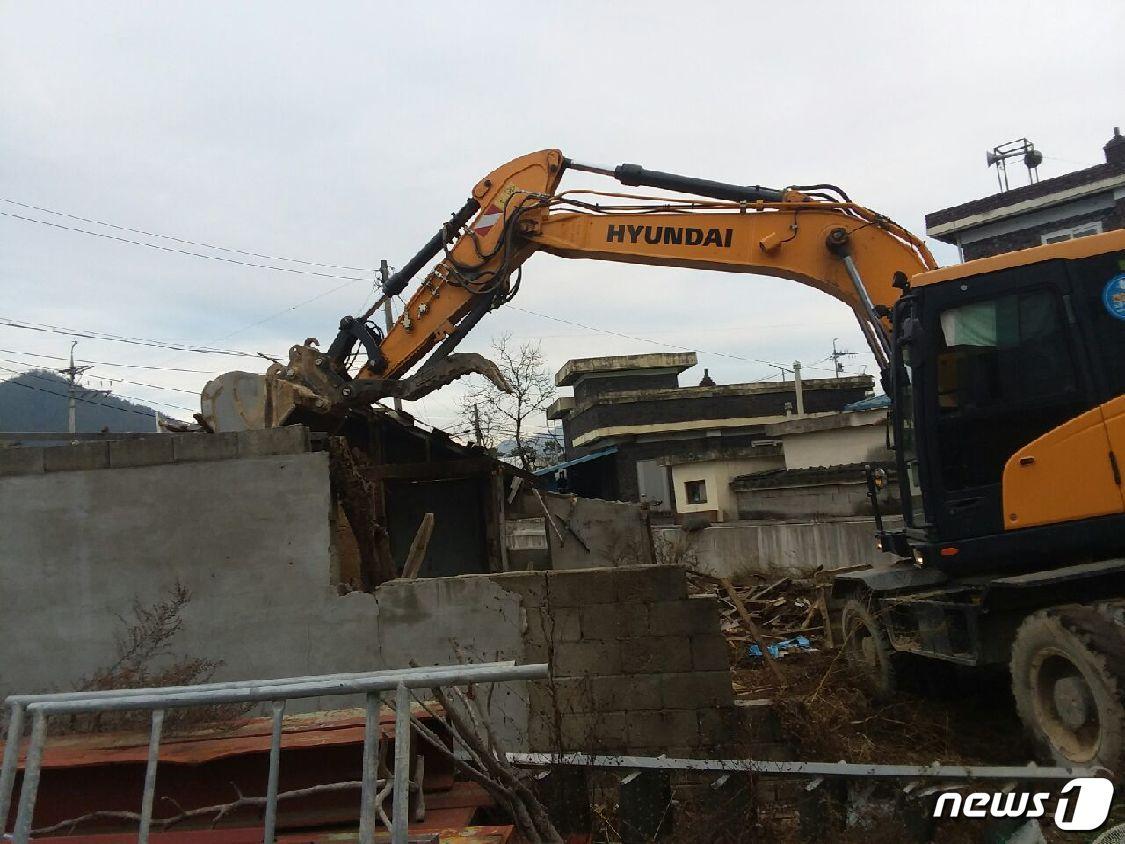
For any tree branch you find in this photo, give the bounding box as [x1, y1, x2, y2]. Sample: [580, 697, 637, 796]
[32, 777, 421, 837]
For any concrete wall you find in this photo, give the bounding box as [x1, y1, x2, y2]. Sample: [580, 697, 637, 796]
[780, 413, 891, 470]
[671, 456, 785, 522]
[736, 479, 898, 520]
[653, 517, 904, 579]
[2, 430, 754, 756]
[0, 429, 527, 737]
[512, 491, 656, 570]
[495, 566, 749, 759]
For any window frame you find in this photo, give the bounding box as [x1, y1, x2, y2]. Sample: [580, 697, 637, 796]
[1041, 220, 1104, 246]
[684, 479, 708, 505]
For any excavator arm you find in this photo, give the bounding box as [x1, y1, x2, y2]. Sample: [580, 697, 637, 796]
[204, 150, 935, 430]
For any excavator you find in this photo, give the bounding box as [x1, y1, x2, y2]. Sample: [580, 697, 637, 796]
[202, 149, 1125, 773]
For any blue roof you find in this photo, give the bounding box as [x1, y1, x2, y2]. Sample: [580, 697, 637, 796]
[533, 446, 618, 476]
[843, 394, 891, 412]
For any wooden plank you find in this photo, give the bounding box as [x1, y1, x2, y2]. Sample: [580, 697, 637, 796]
[533, 487, 566, 548]
[402, 513, 435, 579]
[719, 577, 786, 684]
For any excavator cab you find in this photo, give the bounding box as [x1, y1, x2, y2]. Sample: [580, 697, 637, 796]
[884, 234, 1125, 573]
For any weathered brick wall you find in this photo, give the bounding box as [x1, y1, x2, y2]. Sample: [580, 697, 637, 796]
[488, 565, 754, 758]
[961, 204, 1123, 261]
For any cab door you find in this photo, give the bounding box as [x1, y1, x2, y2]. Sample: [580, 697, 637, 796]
[1069, 250, 1125, 510]
[921, 261, 1097, 539]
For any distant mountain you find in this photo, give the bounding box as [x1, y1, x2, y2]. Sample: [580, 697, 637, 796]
[0, 369, 171, 433]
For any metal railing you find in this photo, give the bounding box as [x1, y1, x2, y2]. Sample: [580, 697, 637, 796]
[1, 660, 546, 844]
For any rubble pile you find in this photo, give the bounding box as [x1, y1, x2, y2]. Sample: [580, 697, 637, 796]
[687, 570, 1034, 767]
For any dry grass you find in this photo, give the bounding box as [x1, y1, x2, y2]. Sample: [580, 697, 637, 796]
[58, 581, 250, 734]
[734, 646, 1033, 767]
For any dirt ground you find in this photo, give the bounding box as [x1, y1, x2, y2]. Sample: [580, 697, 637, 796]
[688, 570, 1036, 767]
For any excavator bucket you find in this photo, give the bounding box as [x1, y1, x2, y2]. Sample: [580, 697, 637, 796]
[199, 347, 511, 433]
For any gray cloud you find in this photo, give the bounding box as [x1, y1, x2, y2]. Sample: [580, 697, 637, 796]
[2, 1, 1122, 429]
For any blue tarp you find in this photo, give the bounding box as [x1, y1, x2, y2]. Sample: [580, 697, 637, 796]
[843, 394, 891, 412]
[533, 446, 618, 476]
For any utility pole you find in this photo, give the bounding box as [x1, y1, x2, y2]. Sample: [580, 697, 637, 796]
[793, 360, 805, 416]
[830, 338, 857, 378]
[379, 260, 403, 412]
[57, 341, 93, 434]
[472, 403, 484, 445]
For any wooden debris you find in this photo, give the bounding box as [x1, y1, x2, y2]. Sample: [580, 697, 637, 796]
[402, 512, 435, 579]
[719, 577, 785, 684]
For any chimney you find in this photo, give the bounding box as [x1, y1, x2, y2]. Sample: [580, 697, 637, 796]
[1105, 126, 1125, 167]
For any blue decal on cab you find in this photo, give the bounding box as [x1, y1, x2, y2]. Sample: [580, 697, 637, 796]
[1103, 274, 1125, 321]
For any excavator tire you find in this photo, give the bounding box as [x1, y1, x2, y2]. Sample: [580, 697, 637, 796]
[840, 597, 899, 702]
[1010, 604, 1125, 775]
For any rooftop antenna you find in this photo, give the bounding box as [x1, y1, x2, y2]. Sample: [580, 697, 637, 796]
[986, 138, 1044, 192]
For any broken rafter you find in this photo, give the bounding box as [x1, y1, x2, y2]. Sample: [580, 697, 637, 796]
[402, 513, 435, 579]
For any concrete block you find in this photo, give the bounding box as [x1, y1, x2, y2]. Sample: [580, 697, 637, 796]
[662, 671, 734, 709]
[42, 441, 109, 473]
[528, 677, 592, 716]
[524, 609, 548, 643]
[559, 713, 598, 750]
[524, 607, 582, 644]
[235, 425, 309, 457]
[735, 699, 783, 742]
[109, 436, 174, 469]
[553, 640, 621, 676]
[527, 712, 558, 752]
[546, 568, 618, 607]
[551, 608, 584, 643]
[579, 602, 646, 639]
[172, 431, 239, 463]
[592, 710, 629, 752]
[697, 705, 746, 747]
[523, 640, 549, 664]
[620, 636, 692, 674]
[492, 571, 548, 608]
[647, 597, 721, 636]
[588, 674, 662, 711]
[690, 634, 731, 671]
[0, 447, 45, 477]
[626, 710, 699, 751]
[615, 565, 687, 604]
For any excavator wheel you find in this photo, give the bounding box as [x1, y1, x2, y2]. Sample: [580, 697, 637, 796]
[840, 597, 899, 701]
[1010, 604, 1125, 775]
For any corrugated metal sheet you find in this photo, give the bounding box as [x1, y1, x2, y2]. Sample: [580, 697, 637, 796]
[4, 706, 432, 769]
[2, 706, 501, 839]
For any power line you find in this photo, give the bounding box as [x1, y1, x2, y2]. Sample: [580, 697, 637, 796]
[0, 354, 197, 395]
[502, 304, 839, 377]
[1, 197, 380, 273]
[0, 210, 374, 283]
[0, 315, 266, 358]
[0, 365, 190, 419]
[0, 347, 219, 375]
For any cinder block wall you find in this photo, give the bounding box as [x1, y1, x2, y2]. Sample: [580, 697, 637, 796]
[487, 566, 750, 758]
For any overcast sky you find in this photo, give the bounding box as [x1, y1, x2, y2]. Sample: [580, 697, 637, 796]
[2, 2, 1123, 434]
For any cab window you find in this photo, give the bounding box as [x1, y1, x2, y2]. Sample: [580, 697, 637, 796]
[934, 287, 1080, 492]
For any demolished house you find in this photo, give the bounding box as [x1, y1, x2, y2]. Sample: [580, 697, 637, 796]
[0, 382, 1105, 841]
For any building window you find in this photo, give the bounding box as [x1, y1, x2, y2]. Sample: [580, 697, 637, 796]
[685, 479, 707, 504]
[1041, 221, 1103, 245]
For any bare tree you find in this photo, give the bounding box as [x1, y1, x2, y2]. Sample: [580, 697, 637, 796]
[459, 334, 558, 471]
